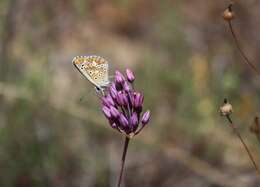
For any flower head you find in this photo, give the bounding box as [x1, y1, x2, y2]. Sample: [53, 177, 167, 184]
[101, 69, 150, 138]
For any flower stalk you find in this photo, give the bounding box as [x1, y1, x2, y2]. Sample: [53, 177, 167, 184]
[220, 99, 260, 175]
[225, 115, 260, 175]
[117, 137, 130, 187]
[223, 1, 260, 75]
[101, 69, 151, 187]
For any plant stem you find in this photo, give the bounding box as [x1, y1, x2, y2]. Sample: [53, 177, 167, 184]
[117, 137, 130, 187]
[257, 134, 260, 147]
[225, 115, 260, 175]
[227, 20, 260, 75]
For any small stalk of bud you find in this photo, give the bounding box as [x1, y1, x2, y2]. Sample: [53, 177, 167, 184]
[223, 1, 260, 75]
[220, 99, 260, 175]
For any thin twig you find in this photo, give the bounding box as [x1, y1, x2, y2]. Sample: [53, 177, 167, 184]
[227, 20, 260, 75]
[117, 137, 130, 187]
[257, 134, 260, 147]
[225, 115, 260, 175]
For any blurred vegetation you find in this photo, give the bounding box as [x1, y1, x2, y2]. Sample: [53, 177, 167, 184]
[0, 0, 260, 187]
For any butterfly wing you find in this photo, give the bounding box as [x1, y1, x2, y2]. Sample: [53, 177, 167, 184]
[73, 55, 110, 89]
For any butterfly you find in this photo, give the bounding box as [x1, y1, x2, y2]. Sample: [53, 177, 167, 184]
[73, 55, 110, 95]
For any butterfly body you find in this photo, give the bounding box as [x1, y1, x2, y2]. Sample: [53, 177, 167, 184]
[73, 55, 110, 93]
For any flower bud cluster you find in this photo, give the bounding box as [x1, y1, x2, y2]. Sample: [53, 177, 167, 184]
[101, 69, 150, 138]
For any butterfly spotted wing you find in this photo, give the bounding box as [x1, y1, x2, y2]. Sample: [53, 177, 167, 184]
[73, 55, 110, 91]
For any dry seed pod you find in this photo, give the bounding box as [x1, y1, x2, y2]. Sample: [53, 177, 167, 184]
[220, 98, 233, 116]
[223, 8, 235, 21]
[223, 1, 235, 21]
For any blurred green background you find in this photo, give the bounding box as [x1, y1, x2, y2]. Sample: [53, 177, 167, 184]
[0, 0, 260, 186]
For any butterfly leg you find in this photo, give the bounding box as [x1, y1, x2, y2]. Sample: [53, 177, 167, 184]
[95, 86, 105, 98]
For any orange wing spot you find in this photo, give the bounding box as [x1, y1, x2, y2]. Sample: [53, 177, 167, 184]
[97, 57, 106, 65]
[73, 57, 84, 65]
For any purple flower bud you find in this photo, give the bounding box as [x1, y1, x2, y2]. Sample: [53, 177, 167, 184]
[111, 123, 117, 129]
[123, 82, 131, 92]
[130, 112, 138, 130]
[110, 84, 118, 100]
[133, 92, 144, 109]
[102, 95, 114, 107]
[115, 70, 125, 81]
[119, 114, 129, 127]
[126, 68, 135, 83]
[116, 91, 124, 105]
[110, 106, 120, 119]
[128, 92, 134, 106]
[141, 110, 150, 125]
[107, 95, 115, 105]
[117, 91, 128, 106]
[115, 71, 125, 90]
[102, 106, 111, 119]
